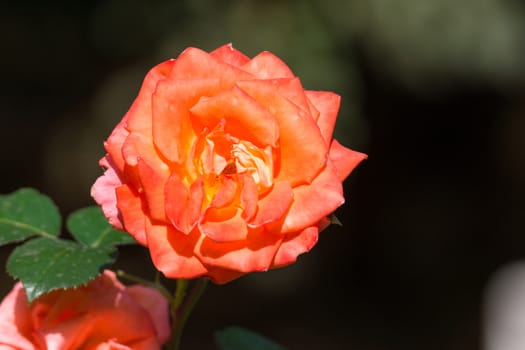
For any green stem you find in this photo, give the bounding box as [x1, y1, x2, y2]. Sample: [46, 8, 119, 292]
[168, 278, 209, 350]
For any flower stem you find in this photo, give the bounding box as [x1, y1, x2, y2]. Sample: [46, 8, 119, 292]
[168, 278, 209, 350]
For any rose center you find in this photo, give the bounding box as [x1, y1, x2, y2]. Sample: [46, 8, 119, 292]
[193, 123, 274, 192]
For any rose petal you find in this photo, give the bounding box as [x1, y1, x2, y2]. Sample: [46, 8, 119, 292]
[269, 78, 311, 115]
[242, 51, 295, 79]
[152, 78, 222, 163]
[196, 228, 281, 273]
[115, 184, 146, 245]
[305, 90, 341, 144]
[272, 226, 319, 267]
[103, 120, 130, 174]
[282, 160, 345, 233]
[237, 80, 327, 185]
[165, 174, 204, 234]
[210, 176, 238, 208]
[248, 180, 293, 228]
[190, 86, 280, 148]
[136, 158, 170, 222]
[145, 219, 208, 279]
[0, 284, 34, 350]
[240, 174, 258, 221]
[209, 43, 250, 67]
[170, 47, 253, 81]
[205, 268, 244, 285]
[17, 271, 166, 350]
[329, 140, 367, 181]
[91, 165, 124, 230]
[200, 206, 248, 242]
[126, 286, 171, 344]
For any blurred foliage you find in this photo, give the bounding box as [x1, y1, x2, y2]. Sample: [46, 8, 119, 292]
[344, 0, 525, 89]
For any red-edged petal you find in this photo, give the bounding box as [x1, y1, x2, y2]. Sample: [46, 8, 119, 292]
[91, 165, 124, 230]
[200, 206, 247, 242]
[242, 51, 295, 79]
[196, 228, 281, 273]
[305, 90, 341, 144]
[329, 140, 367, 181]
[152, 78, 222, 163]
[209, 43, 250, 67]
[237, 80, 327, 185]
[165, 175, 204, 234]
[282, 160, 344, 233]
[248, 180, 293, 228]
[115, 185, 147, 245]
[145, 219, 208, 279]
[190, 86, 279, 148]
[271, 226, 319, 268]
[169, 47, 253, 82]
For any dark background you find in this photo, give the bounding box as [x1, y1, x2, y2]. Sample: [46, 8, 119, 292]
[2, 1, 525, 349]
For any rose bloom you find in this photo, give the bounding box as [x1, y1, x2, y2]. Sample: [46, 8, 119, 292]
[0, 270, 170, 350]
[92, 44, 366, 283]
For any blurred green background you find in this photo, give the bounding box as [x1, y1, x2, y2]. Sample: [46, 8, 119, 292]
[2, 0, 525, 349]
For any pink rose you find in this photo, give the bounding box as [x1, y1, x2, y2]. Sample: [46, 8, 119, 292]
[0, 270, 170, 350]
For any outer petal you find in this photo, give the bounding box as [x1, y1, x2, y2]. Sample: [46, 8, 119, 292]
[145, 219, 208, 279]
[209, 43, 250, 67]
[126, 286, 171, 344]
[247, 180, 294, 228]
[282, 160, 345, 233]
[329, 140, 368, 182]
[305, 90, 341, 145]
[91, 165, 124, 230]
[272, 226, 319, 268]
[196, 228, 282, 273]
[242, 51, 295, 79]
[200, 207, 247, 242]
[205, 268, 245, 285]
[103, 120, 130, 174]
[136, 158, 169, 222]
[169, 47, 253, 82]
[0, 284, 34, 350]
[115, 184, 147, 245]
[237, 80, 327, 185]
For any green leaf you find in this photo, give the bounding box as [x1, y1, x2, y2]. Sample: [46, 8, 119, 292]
[67, 206, 136, 248]
[215, 326, 287, 350]
[7, 237, 116, 302]
[0, 188, 61, 245]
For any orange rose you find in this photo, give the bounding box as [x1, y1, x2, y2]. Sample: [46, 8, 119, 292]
[91, 44, 366, 283]
[0, 270, 170, 350]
